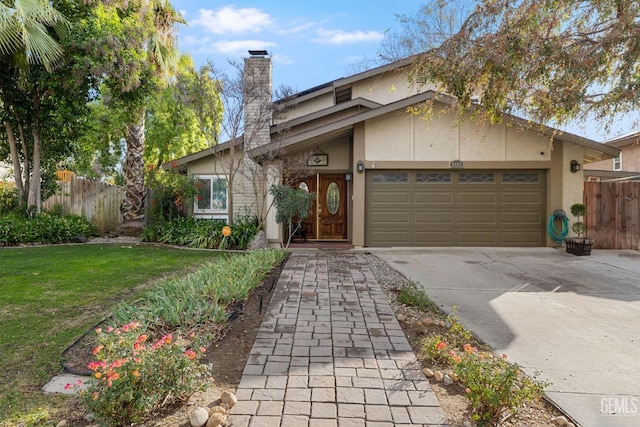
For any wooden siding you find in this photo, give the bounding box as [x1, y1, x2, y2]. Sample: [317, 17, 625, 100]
[584, 181, 640, 249]
[44, 175, 123, 232]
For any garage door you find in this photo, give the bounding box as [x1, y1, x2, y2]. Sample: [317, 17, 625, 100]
[365, 170, 546, 247]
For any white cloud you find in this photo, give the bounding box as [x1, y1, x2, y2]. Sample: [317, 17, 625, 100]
[277, 20, 316, 36]
[181, 35, 210, 46]
[272, 53, 293, 65]
[312, 29, 384, 44]
[213, 40, 277, 55]
[192, 6, 273, 35]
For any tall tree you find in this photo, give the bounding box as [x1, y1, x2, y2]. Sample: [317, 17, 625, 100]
[72, 55, 218, 183]
[0, 0, 93, 210]
[401, 0, 640, 129]
[79, 0, 184, 234]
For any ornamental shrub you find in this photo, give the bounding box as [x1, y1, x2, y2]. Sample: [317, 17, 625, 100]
[0, 213, 98, 246]
[141, 216, 259, 250]
[453, 347, 547, 426]
[77, 322, 210, 426]
[0, 181, 20, 215]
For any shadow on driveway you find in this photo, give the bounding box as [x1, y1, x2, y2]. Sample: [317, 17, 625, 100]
[374, 247, 640, 427]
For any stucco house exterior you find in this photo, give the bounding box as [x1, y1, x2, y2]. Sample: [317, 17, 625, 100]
[169, 51, 619, 248]
[584, 131, 640, 181]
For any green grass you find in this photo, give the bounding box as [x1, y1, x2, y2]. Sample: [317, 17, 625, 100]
[0, 243, 223, 424]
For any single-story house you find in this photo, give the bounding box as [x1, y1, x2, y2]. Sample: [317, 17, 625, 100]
[584, 131, 640, 181]
[168, 50, 619, 248]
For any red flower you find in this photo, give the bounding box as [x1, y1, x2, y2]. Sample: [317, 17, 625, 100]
[436, 341, 447, 350]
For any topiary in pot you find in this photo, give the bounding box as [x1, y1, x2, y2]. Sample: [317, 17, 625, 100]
[565, 203, 594, 255]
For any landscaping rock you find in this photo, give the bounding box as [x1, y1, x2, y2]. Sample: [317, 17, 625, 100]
[220, 390, 237, 408]
[443, 374, 454, 385]
[396, 314, 406, 322]
[422, 368, 434, 378]
[209, 405, 227, 416]
[434, 371, 444, 382]
[56, 420, 68, 427]
[84, 413, 95, 423]
[450, 373, 459, 382]
[249, 231, 268, 250]
[552, 415, 569, 426]
[71, 234, 88, 243]
[190, 407, 209, 427]
[206, 412, 227, 427]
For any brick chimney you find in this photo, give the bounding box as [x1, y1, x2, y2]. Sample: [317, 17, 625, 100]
[243, 50, 272, 150]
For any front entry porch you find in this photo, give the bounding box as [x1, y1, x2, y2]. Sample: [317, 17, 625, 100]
[292, 173, 349, 243]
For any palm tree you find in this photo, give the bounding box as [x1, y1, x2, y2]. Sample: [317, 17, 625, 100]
[0, 0, 68, 209]
[118, 0, 184, 234]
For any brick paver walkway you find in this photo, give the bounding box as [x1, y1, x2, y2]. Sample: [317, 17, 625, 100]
[231, 253, 448, 426]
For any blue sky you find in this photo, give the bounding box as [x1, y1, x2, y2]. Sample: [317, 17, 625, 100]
[171, 1, 634, 142]
[172, 1, 423, 90]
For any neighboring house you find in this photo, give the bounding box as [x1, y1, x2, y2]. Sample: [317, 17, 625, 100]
[584, 131, 640, 181]
[168, 51, 619, 248]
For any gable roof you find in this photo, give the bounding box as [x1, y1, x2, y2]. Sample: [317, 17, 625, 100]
[603, 131, 640, 148]
[162, 137, 243, 170]
[166, 56, 619, 168]
[256, 90, 620, 161]
[275, 56, 416, 106]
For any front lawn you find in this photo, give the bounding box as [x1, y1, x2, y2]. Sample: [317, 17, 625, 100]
[0, 243, 223, 424]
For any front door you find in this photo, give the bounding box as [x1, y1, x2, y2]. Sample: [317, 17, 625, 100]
[318, 174, 347, 240]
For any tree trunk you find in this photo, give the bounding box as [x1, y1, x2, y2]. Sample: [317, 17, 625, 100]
[118, 108, 147, 236]
[26, 87, 42, 211]
[27, 124, 42, 211]
[4, 118, 26, 204]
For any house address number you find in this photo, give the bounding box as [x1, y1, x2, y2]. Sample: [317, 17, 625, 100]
[450, 160, 464, 168]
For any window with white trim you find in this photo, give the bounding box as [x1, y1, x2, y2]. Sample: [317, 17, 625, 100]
[613, 153, 622, 171]
[194, 175, 229, 219]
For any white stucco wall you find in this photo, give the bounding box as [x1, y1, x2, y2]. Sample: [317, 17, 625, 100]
[364, 106, 552, 163]
[562, 142, 587, 236]
[276, 92, 334, 123]
[351, 69, 436, 105]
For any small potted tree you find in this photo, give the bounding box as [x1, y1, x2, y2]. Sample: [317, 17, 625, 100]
[565, 203, 594, 256]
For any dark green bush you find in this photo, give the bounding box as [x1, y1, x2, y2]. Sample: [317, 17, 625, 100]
[141, 216, 260, 250]
[0, 213, 99, 246]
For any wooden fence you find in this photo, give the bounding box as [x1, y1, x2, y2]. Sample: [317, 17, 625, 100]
[44, 175, 123, 232]
[584, 181, 640, 249]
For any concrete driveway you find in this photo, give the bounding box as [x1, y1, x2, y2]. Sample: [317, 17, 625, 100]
[374, 247, 640, 427]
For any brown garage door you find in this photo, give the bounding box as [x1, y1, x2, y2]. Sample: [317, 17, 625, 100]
[365, 170, 546, 247]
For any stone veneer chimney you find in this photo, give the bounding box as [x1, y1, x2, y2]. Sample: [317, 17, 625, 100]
[243, 50, 272, 151]
[237, 50, 276, 232]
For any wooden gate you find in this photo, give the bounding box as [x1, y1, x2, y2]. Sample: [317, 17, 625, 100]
[584, 181, 640, 249]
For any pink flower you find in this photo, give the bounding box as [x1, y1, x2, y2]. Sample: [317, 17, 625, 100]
[184, 350, 197, 360]
[199, 346, 206, 354]
[502, 353, 508, 359]
[64, 383, 72, 390]
[435, 341, 447, 350]
[92, 344, 104, 355]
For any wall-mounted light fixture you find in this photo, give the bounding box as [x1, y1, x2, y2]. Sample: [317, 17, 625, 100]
[356, 161, 365, 173]
[570, 160, 581, 173]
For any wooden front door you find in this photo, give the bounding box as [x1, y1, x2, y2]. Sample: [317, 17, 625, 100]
[318, 174, 347, 240]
